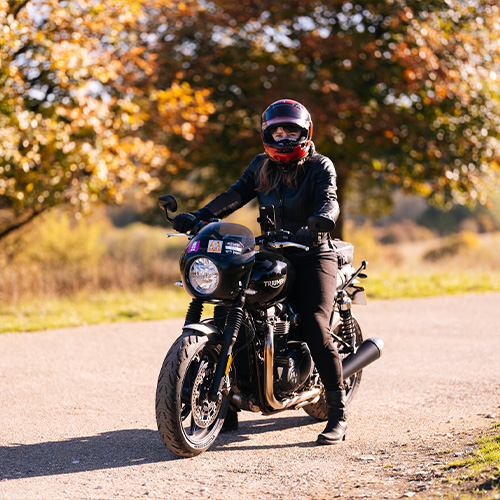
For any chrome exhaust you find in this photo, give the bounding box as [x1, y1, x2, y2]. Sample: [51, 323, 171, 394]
[263, 325, 322, 411]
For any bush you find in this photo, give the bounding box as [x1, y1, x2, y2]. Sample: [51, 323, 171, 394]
[376, 220, 435, 244]
[423, 231, 481, 262]
[0, 208, 183, 303]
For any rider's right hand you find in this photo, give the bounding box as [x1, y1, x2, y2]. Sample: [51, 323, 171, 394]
[173, 213, 199, 233]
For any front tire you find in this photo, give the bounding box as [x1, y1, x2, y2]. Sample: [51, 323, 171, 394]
[156, 329, 228, 457]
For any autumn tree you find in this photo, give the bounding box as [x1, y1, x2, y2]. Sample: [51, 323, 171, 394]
[0, 0, 214, 240]
[147, 0, 500, 236]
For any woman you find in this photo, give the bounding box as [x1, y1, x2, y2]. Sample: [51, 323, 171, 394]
[173, 99, 346, 445]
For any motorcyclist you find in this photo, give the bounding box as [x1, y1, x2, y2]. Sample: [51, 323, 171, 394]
[173, 99, 346, 445]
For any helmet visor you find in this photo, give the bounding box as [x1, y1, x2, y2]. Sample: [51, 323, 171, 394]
[261, 102, 310, 131]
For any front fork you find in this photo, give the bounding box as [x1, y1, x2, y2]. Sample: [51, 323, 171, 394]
[183, 296, 245, 403]
[208, 303, 244, 401]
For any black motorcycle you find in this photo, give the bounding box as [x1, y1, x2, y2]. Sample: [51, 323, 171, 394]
[155, 195, 383, 457]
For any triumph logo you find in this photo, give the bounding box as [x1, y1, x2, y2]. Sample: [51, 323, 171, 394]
[264, 278, 285, 288]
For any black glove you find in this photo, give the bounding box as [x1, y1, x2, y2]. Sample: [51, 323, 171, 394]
[294, 227, 318, 247]
[173, 213, 199, 233]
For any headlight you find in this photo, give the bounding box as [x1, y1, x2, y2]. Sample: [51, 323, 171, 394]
[188, 258, 219, 294]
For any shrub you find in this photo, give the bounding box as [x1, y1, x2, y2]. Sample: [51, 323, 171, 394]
[376, 220, 435, 244]
[423, 231, 481, 262]
[0, 208, 183, 303]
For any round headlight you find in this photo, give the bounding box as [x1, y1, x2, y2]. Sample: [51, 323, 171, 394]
[188, 258, 219, 295]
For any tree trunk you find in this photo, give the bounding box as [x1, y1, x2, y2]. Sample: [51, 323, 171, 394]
[332, 166, 347, 241]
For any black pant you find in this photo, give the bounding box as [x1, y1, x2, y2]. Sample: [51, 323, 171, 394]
[288, 248, 342, 391]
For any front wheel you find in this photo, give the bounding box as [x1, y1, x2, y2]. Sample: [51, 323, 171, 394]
[303, 315, 363, 421]
[155, 329, 228, 457]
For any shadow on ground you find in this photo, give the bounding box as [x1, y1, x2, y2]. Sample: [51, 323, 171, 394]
[0, 415, 317, 480]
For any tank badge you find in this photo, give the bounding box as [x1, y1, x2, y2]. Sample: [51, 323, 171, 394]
[208, 240, 222, 253]
[264, 278, 285, 288]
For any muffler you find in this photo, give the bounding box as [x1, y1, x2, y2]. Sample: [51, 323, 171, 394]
[342, 337, 384, 380]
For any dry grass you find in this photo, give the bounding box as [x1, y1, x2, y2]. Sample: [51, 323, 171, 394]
[0, 209, 184, 303]
[1, 207, 499, 307]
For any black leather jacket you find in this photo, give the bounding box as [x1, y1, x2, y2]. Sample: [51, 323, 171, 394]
[197, 152, 340, 238]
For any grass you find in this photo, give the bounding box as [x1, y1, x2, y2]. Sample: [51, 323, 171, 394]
[439, 426, 500, 499]
[366, 269, 500, 300]
[0, 287, 192, 333]
[1, 268, 499, 333]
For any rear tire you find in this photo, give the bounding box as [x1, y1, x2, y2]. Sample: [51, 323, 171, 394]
[303, 315, 363, 421]
[156, 329, 228, 457]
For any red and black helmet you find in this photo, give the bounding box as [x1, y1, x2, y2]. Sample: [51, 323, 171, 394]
[261, 99, 313, 164]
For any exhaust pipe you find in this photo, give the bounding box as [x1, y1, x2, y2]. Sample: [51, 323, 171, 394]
[342, 337, 384, 380]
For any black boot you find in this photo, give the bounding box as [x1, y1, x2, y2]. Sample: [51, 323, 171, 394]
[221, 407, 239, 432]
[317, 390, 347, 445]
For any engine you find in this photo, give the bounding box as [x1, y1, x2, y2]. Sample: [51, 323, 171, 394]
[274, 341, 313, 395]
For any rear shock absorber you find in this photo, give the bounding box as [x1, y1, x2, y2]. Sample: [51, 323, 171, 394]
[338, 291, 356, 352]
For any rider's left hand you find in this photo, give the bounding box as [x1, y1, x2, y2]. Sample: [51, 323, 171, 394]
[295, 227, 317, 247]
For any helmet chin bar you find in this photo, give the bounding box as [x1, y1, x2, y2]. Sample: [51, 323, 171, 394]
[264, 141, 311, 164]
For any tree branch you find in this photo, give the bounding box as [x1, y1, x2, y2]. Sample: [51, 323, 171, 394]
[0, 207, 46, 241]
[9, 0, 31, 19]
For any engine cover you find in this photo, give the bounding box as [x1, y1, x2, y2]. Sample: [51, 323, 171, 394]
[274, 341, 313, 394]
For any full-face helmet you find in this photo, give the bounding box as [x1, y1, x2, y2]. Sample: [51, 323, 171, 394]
[261, 99, 313, 164]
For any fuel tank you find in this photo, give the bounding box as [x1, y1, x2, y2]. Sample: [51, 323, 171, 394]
[246, 251, 294, 308]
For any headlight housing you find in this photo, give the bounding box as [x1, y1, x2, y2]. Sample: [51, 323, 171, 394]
[188, 257, 219, 295]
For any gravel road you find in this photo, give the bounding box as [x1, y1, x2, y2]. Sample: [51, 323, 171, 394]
[1, 292, 499, 500]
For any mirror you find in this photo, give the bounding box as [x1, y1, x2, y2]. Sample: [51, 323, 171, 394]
[158, 195, 177, 213]
[307, 215, 335, 233]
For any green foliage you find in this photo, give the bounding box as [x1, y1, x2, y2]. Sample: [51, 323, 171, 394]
[0, 0, 215, 240]
[2, 0, 500, 241]
[145, 0, 500, 228]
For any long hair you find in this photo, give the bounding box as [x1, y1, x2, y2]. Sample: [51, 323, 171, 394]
[256, 158, 307, 193]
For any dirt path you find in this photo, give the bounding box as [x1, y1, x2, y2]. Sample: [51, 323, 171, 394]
[1, 293, 499, 499]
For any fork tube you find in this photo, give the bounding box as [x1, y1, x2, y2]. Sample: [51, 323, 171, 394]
[208, 303, 244, 401]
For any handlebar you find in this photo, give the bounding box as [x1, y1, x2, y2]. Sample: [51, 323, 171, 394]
[166, 226, 310, 251]
[255, 230, 310, 251]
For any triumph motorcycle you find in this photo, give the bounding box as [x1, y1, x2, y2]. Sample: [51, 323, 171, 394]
[155, 195, 383, 458]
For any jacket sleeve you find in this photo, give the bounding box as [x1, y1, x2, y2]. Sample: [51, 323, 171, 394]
[313, 156, 340, 225]
[195, 157, 260, 220]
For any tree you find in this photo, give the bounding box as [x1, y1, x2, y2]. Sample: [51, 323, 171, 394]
[147, 0, 500, 236]
[0, 0, 215, 240]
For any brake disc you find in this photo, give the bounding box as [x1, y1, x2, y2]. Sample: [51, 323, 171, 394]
[191, 361, 222, 428]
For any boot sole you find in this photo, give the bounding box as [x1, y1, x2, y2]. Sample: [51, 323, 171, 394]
[316, 433, 347, 445]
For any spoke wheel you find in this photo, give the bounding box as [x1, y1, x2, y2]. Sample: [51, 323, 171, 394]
[156, 330, 228, 457]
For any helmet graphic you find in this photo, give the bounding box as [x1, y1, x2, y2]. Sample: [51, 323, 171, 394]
[260, 99, 313, 164]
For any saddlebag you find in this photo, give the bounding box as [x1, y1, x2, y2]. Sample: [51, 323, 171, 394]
[332, 239, 354, 266]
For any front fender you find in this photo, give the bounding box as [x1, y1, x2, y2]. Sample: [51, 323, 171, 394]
[183, 322, 221, 337]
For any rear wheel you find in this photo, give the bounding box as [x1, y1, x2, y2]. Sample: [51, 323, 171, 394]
[303, 314, 363, 420]
[156, 330, 228, 457]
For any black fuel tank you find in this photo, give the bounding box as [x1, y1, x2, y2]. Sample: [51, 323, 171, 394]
[246, 251, 294, 307]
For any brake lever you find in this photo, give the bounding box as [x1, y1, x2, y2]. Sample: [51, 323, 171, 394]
[267, 241, 310, 251]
